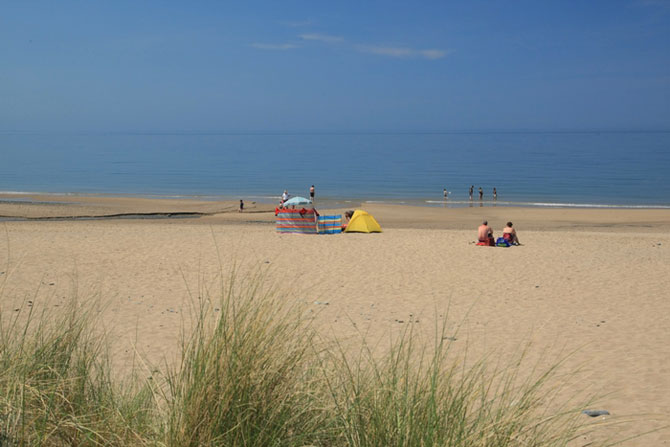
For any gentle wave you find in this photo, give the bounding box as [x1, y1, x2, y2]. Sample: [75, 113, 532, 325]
[0, 190, 63, 195]
[424, 200, 670, 209]
[364, 200, 407, 204]
[524, 202, 670, 209]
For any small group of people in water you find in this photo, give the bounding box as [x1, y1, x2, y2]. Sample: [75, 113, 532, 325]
[442, 186, 498, 201]
[468, 185, 497, 201]
[478, 220, 520, 246]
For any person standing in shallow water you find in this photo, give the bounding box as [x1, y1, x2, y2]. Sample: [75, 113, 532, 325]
[493, 187, 497, 200]
[309, 185, 315, 202]
[479, 187, 483, 200]
[469, 185, 474, 200]
[443, 188, 448, 200]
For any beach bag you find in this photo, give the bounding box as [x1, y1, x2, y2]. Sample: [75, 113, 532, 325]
[496, 237, 511, 247]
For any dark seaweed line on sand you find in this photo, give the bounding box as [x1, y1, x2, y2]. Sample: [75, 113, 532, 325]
[0, 212, 206, 222]
[0, 209, 275, 222]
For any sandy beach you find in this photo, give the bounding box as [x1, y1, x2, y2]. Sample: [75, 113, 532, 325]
[1, 194, 669, 444]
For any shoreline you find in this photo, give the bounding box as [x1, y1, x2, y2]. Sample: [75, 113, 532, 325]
[2, 190, 669, 211]
[1, 192, 670, 232]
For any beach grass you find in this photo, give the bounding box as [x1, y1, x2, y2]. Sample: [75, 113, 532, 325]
[320, 318, 591, 447]
[0, 294, 157, 446]
[0, 272, 604, 446]
[161, 272, 333, 446]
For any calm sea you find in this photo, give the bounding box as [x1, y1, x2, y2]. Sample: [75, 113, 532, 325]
[2, 131, 669, 208]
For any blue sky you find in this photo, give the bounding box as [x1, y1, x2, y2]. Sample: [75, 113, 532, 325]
[1, 1, 669, 132]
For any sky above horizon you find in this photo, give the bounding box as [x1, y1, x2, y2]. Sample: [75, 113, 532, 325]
[2, 1, 669, 132]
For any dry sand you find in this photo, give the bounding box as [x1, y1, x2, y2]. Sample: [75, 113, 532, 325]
[1, 193, 669, 444]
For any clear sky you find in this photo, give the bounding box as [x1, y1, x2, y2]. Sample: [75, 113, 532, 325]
[2, 1, 669, 132]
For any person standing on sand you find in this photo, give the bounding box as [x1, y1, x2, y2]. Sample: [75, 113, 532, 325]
[479, 187, 483, 200]
[469, 185, 474, 200]
[281, 190, 289, 205]
[310, 185, 315, 202]
[493, 187, 497, 200]
[239, 199, 244, 212]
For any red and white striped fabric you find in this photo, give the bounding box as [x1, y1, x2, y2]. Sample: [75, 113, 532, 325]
[275, 208, 318, 234]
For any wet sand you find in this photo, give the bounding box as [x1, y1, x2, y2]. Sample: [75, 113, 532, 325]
[1, 193, 669, 444]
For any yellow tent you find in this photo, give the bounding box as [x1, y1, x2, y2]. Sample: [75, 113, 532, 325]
[344, 210, 382, 233]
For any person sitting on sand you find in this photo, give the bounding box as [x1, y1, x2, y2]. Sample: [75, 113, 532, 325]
[502, 221, 520, 245]
[478, 220, 494, 246]
[342, 210, 354, 231]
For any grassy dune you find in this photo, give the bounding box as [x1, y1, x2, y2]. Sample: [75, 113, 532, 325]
[0, 274, 604, 446]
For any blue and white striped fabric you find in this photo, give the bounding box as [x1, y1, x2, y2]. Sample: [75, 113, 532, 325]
[317, 215, 342, 234]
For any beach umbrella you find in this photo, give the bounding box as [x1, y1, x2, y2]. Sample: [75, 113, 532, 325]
[283, 196, 312, 206]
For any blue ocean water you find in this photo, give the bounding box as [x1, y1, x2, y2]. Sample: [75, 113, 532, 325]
[1, 131, 669, 208]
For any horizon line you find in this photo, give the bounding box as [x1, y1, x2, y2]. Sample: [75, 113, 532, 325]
[2, 128, 670, 136]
